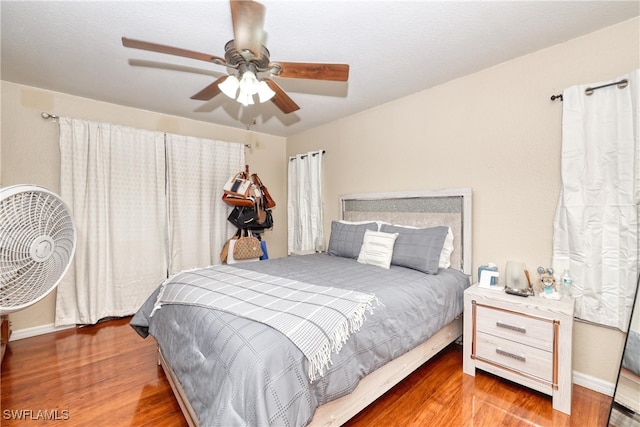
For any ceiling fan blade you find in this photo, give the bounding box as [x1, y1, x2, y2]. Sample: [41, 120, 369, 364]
[230, 0, 265, 58]
[190, 76, 228, 101]
[270, 62, 349, 81]
[263, 78, 300, 114]
[122, 37, 225, 64]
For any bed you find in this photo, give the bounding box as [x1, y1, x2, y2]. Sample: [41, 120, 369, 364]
[131, 189, 473, 426]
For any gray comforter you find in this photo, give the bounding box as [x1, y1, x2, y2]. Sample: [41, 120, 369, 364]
[131, 253, 469, 426]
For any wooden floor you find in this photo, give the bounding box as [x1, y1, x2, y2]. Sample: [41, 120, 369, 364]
[1, 317, 612, 427]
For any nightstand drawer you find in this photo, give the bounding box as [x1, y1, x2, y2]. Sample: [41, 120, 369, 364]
[476, 304, 554, 352]
[475, 332, 553, 382]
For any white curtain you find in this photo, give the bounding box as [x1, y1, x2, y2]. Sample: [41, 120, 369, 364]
[56, 118, 167, 326]
[288, 150, 324, 253]
[166, 134, 244, 273]
[552, 70, 640, 331]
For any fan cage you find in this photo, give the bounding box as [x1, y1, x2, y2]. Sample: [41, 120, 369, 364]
[0, 185, 76, 314]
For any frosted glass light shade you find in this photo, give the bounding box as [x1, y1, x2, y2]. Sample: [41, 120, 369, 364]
[219, 75, 240, 99]
[257, 81, 276, 103]
[219, 72, 274, 106]
[237, 89, 255, 107]
[239, 71, 259, 95]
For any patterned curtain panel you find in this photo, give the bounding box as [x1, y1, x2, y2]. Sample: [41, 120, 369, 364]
[165, 134, 244, 273]
[55, 119, 244, 326]
[287, 150, 324, 253]
[56, 118, 167, 326]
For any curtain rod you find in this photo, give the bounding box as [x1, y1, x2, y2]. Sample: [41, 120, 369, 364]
[41, 112, 59, 121]
[41, 112, 251, 148]
[550, 78, 629, 102]
[290, 150, 326, 161]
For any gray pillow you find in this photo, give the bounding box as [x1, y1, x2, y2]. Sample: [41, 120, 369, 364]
[380, 224, 448, 274]
[327, 221, 378, 259]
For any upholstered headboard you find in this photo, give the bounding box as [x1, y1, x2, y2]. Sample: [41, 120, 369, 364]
[340, 189, 472, 274]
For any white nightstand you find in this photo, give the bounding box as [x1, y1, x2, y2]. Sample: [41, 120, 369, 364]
[463, 284, 575, 415]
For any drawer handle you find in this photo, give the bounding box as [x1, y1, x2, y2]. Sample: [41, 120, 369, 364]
[496, 348, 526, 363]
[496, 321, 526, 334]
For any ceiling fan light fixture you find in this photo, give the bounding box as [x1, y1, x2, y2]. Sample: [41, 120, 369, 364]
[257, 81, 276, 103]
[237, 89, 255, 107]
[228, 70, 273, 106]
[122, 1, 350, 115]
[239, 71, 259, 95]
[219, 75, 240, 99]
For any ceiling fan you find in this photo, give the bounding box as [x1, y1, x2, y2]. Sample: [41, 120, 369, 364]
[122, 0, 349, 114]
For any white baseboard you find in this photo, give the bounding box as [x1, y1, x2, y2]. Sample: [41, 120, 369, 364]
[9, 323, 75, 342]
[573, 370, 616, 396]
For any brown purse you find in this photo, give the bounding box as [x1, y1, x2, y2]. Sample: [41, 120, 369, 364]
[220, 230, 241, 263]
[251, 173, 276, 209]
[222, 193, 255, 208]
[233, 230, 264, 260]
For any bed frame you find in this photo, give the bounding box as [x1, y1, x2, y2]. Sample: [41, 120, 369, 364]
[157, 188, 473, 427]
[616, 368, 640, 415]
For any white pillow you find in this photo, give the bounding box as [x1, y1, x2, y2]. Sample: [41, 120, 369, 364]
[357, 229, 399, 269]
[339, 219, 378, 225]
[439, 227, 454, 269]
[340, 220, 387, 230]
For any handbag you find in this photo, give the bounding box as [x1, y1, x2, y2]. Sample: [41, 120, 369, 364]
[227, 206, 260, 228]
[246, 209, 273, 231]
[222, 193, 255, 208]
[227, 239, 259, 264]
[223, 172, 252, 198]
[233, 230, 263, 260]
[251, 173, 276, 209]
[251, 232, 269, 260]
[220, 229, 241, 263]
[256, 196, 267, 224]
[259, 239, 269, 260]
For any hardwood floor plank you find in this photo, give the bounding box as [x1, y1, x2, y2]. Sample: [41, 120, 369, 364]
[1, 317, 612, 426]
[345, 344, 612, 427]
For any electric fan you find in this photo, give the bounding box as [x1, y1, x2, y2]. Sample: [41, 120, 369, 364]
[0, 185, 76, 315]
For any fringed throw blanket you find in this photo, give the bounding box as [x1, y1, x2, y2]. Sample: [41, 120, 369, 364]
[152, 264, 380, 381]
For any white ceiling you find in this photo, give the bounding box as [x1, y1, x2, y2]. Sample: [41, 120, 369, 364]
[2, 1, 639, 137]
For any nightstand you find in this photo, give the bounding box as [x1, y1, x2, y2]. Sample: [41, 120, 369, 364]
[463, 284, 574, 415]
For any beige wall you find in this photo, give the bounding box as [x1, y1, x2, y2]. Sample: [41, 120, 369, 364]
[0, 81, 287, 331]
[2, 17, 638, 388]
[286, 18, 640, 385]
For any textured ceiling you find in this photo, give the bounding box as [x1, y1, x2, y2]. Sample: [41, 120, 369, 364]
[2, 1, 639, 137]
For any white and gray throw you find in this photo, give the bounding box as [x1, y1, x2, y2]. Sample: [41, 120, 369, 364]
[152, 264, 380, 381]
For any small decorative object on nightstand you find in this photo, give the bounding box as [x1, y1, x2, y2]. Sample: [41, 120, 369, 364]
[463, 284, 575, 415]
[536, 266, 561, 299]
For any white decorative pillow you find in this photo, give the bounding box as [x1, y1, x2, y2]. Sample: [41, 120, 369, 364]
[357, 229, 399, 269]
[439, 227, 454, 269]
